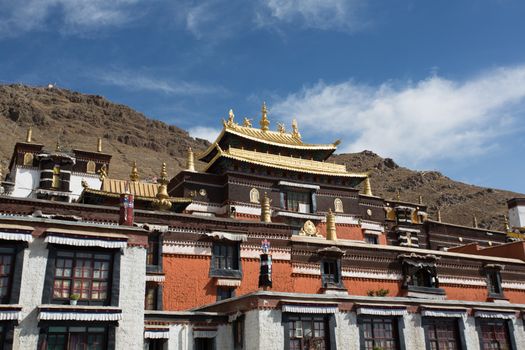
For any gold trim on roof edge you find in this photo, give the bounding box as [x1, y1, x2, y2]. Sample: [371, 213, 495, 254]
[204, 145, 368, 178]
[82, 187, 192, 203]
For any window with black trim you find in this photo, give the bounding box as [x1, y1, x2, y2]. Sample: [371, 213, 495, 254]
[146, 339, 167, 350]
[423, 317, 462, 350]
[285, 191, 311, 213]
[321, 259, 341, 288]
[0, 247, 16, 304]
[0, 324, 13, 350]
[145, 284, 158, 310]
[478, 319, 511, 350]
[211, 242, 241, 278]
[43, 326, 108, 349]
[486, 269, 503, 298]
[360, 317, 399, 350]
[52, 250, 112, 305]
[365, 235, 378, 245]
[217, 287, 234, 301]
[146, 233, 160, 267]
[286, 315, 329, 350]
[233, 316, 244, 349]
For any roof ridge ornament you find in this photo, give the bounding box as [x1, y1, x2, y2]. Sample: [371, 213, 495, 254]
[186, 147, 196, 172]
[97, 137, 103, 152]
[363, 176, 373, 196]
[260, 102, 270, 131]
[242, 117, 252, 127]
[130, 161, 139, 182]
[153, 162, 172, 211]
[291, 119, 301, 140]
[277, 122, 286, 134]
[26, 127, 32, 143]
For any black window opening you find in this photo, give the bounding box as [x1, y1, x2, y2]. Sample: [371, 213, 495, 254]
[486, 269, 504, 298]
[423, 317, 462, 350]
[360, 317, 399, 350]
[211, 242, 241, 279]
[52, 250, 113, 306]
[233, 316, 244, 350]
[0, 324, 14, 350]
[286, 316, 329, 350]
[478, 319, 512, 350]
[146, 339, 167, 350]
[365, 235, 378, 245]
[195, 338, 214, 350]
[285, 191, 311, 213]
[396, 208, 413, 224]
[217, 287, 235, 301]
[146, 233, 161, 267]
[413, 268, 434, 288]
[321, 259, 342, 289]
[0, 247, 16, 304]
[43, 326, 108, 350]
[145, 283, 159, 310]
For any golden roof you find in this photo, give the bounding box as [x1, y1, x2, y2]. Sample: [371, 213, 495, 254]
[206, 146, 367, 178]
[102, 178, 159, 198]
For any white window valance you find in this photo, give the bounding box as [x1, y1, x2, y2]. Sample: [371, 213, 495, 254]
[45, 235, 127, 249]
[422, 309, 467, 318]
[0, 310, 21, 321]
[216, 278, 241, 287]
[193, 330, 217, 338]
[474, 311, 516, 319]
[145, 330, 170, 339]
[145, 275, 166, 283]
[39, 311, 122, 322]
[0, 231, 33, 243]
[357, 307, 407, 316]
[278, 181, 320, 190]
[205, 232, 247, 242]
[281, 305, 338, 314]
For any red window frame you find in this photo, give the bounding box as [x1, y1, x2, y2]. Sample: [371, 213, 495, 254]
[52, 251, 112, 304]
[425, 318, 461, 350]
[362, 317, 399, 350]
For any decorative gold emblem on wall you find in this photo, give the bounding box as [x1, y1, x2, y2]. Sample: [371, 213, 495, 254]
[299, 220, 321, 237]
[250, 188, 260, 203]
[334, 198, 343, 213]
[86, 160, 96, 174]
[261, 192, 272, 223]
[23, 153, 34, 166]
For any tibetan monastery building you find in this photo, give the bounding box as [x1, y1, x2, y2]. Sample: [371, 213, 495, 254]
[1, 104, 525, 350]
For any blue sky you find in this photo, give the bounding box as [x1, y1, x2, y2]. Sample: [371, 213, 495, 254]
[1, 0, 525, 193]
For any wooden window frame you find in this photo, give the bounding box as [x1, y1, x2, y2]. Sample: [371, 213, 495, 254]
[210, 242, 242, 279]
[422, 317, 464, 350]
[476, 318, 516, 350]
[283, 315, 331, 350]
[358, 316, 401, 350]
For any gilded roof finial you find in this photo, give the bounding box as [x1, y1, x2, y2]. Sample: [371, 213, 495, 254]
[243, 117, 252, 127]
[504, 215, 510, 232]
[26, 127, 32, 143]
[418, 195, 423, 205]
[97, 137, 102, 152]
[260, 102, 270, 131]
[473, 215, 478, 228]
[291, 119, 301, 140]
[437, 209, 442, 222]
[326, 208, 337, 241]
[55, 140, 61, 152]
[261, 192, 272, 223]
[395, 190, 400, 201]
[363, 176, 373, 196]
[277, 122, 286, 134]
[186, 147, 195, 172]
[153, 162, 172, 211]
[130, 161, 139, 182]
[226, 109, 235, 127]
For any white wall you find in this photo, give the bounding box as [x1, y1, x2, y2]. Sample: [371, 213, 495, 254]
[11, 167, 40, 198]
[13, 237, 49, 349]
[116, 246, 147, 350]
[508, 205, 525, 229]
[69, 173, 101, 202]
[334, 312, 359, 350]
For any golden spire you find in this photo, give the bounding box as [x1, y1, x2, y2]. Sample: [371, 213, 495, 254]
[260, 102, 270, 131]
[153, 162, 172, 211]
[97, 137, 102, 152]
[55, 140, 61, 152]
[326, 208, 337, 241]
[395, 189, 400, 201]
[291, 119, 301, 140]
[418, 195, 423, 205]
[504, 215, 510, 232]
[473, 215, 478, 228]
[186, 147, 195, 172]
[437, 209, 442, 222]
[98, 164, 107, 181]
[130, 161, 139, 182]
[363, 176, 373, 196]
[26, 127, 32, 143]
[261, 192, 272, 223]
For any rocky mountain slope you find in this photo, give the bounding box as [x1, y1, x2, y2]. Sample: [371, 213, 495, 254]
[0, 84, 521, 230]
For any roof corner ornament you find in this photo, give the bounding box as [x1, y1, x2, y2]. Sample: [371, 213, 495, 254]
[260, 102, 270, 131]
[504, 215, 510, 232]
[130, 161, 139, 182]
[277, 122, 286, 134]
[186, 147, 196, 172]
[291, 119, 301, 140]
[98, 164, 108, 182]
[97, 137, 103, 152]
[243, 117, 252, 128]
[153, 162, 172, 211]
[26, 127, 33, 143]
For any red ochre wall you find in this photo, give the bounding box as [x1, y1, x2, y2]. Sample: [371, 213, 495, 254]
[163, 255, 525, 310]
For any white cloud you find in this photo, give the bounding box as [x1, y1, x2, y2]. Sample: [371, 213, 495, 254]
[96, 70, 224, 96]
[259, 0, 368, 31]
[0, 0, 145, 36]
[271, 65, 525, 166]
[188, 126, 220, 142]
